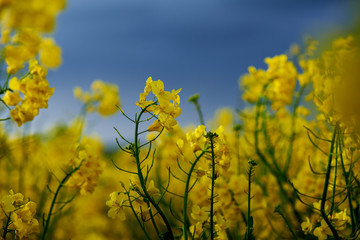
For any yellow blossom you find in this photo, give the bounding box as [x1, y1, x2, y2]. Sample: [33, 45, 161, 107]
[136, 77, 182, 131]
[186, 125, 206, 152]
[0, 190, 24, 213]
[301, 217, 312, 234]
[189, 222, 204, 238]
[2, 90, 22, 106]
[74, 80, 120, 117]
[191, 205, 209, 222]
[106, 192, 126, 220]
[147, 180, 160, 196]
[39, 38, 62, 68]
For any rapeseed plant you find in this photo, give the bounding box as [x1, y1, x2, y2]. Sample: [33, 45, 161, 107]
[1, 1, 360, 239]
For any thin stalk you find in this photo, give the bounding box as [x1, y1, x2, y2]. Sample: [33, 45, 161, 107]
[254, 97, 276, 175]
[320, 125, 339, 240]
[330, 137, 338, 214]
[126, 190, 152, 240]
[208, 133, 217, 240]
[147, 201, 161, 237]
[188, 94, 205, 126]
[274, 205, 298, 240]
[234, 125, 242, 175]
[284, 85, 306, 173]
[41, 165, 80, 240]
[134, 106, 174, 240]
[246, 168, 252, 240]
[338, 133, 357, 235]
[2, 73, 11, 90]
[2, 212, 11, 239]
[183, 151, 206, 240]
[245, 160, 256, 240]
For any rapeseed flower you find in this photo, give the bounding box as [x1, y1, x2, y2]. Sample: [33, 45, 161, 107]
[4, 59, 54, 126]
[74, 80, 120, 117]
[106, 192, 126, 220]
[136, 77, 182, 131]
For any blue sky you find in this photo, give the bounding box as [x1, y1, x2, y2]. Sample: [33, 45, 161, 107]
[31, 0, 357, 145]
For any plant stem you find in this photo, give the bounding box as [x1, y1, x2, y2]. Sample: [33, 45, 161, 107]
[183, 151, 206, 240]
[188, 94, 205, 126]
[126, 190, 152, 240]
[2, 212, 11, 239]
[208, 134, 216, 240]
[320, 125, 339, 240]
[284, 85, 306, 173]
[274, 205, 298, 240]
[41, 166, 80, 240]
[338, 133, 357, 236]
[134, 106, 174, 240]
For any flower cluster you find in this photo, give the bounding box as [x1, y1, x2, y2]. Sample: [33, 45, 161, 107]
[241, 54, 297, 110]
[74, 80, 120, 117]
[136, 77, 182, 131]
[301, 201, 351, 239]
[3, 29, 61, 74]
[0, 0, 63, 126]
[0, 0, 66, 33]
[2, 60, 54, 126]
[106, 192, 127, 220]
[66, 137, 103, 195]
[0, 190, 39, 239]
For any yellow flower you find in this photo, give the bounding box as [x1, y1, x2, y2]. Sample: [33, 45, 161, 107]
[313, 220, 331, 240]
[11, 204, 40, 239]
[1, 0, 66, 32]
[10, 104, 38, 127]
[66, 137, 103, 195]
[147, 180, 160, 196]
[136, 77, 182, 131]
[4, 45, 31, 74]
[106, 192, 126, 220]
[186, 125, 206, 152]
[2, 90, 22, 106]
[7, 60, 54, 126]
[189, 222, 203, 238]
[1, 190, 24, 213]
[191, 205, 209, 222]
[4, 29, 41, 74]
[301, 217, 312, 234]
[240, 54, 297, 110]
[1, 29, 10, 44]
[39, 38, 62, 68]
[74, 80, 120, 117]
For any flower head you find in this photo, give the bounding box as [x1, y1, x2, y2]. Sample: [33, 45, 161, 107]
[136, 77, 182, 132]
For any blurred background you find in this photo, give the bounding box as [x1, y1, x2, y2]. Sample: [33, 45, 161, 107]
[31, 0, 358, 146]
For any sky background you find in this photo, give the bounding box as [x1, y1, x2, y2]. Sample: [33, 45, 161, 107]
[29, 0, 358, 145]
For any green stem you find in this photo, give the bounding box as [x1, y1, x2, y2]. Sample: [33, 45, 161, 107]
[2, 212, 11, 239]
[127, 190, 152, 240]
[245, 161, 256, 240]
[234, 125, 241, 175]
[338, 133, 357, 236]
[330, 137, 338, 214]
[134, 106, 174, 240]
[189, 94, 205, 126]
[246, 171, 251, 239]
[208, 134, 217, 240]
[284, 85, 306, 173]
[274, 205, 298, 240]
[320, 125, 339, 240]
[194, 101, 205, 126]
[254, 97, 276, 175]
[183, 151, 206, 240]
[41, 166, 80, 240]
[147, 201, 161, 237]
[2, 73, 11, 90]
